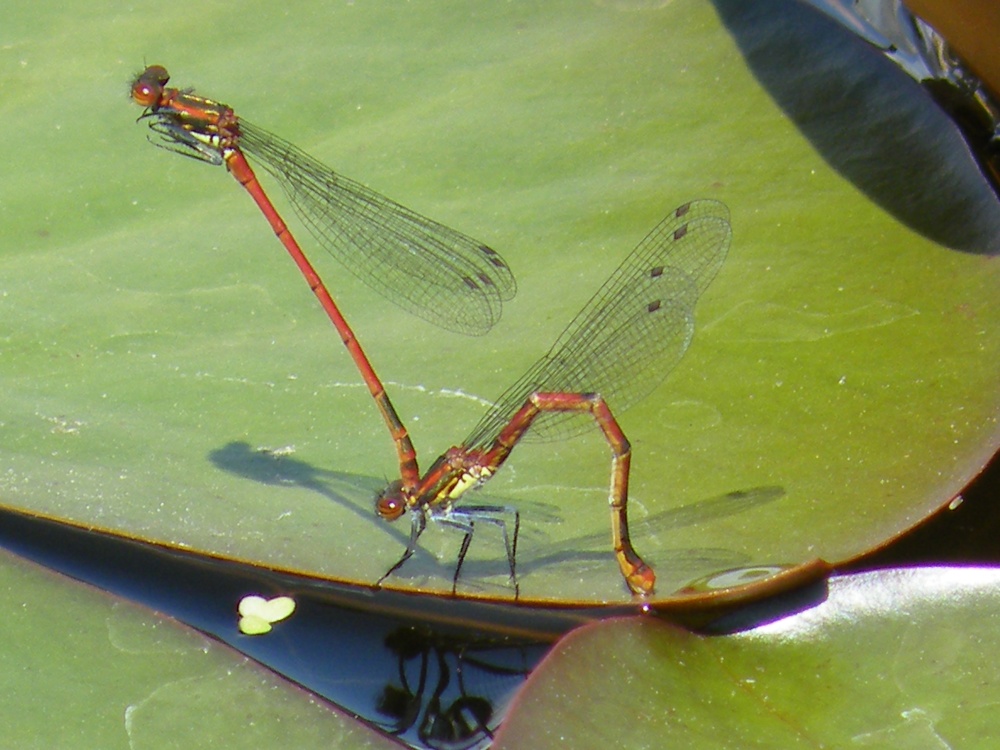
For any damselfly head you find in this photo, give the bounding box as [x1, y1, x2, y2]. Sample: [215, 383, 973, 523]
[376, 482, 408, 521]
[130, 65, 170, 109]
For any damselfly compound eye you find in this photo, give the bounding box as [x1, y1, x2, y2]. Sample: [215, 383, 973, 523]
[130, 65, 169, 107]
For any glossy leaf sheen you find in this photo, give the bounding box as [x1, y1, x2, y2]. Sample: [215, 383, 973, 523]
[0, 2, 996, 606]
[495, 567, 1000, 749]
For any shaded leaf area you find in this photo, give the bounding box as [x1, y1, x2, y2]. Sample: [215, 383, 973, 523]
[0, 0, 995, 604]
[801, 0, 1000, 195]
[0, 546, 396, 750]
[713, 0, 1000, 253]
[843, 449, 1000, 569]
[494, 567, 1000, 749]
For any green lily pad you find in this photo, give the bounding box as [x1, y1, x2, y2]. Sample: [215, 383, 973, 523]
[0, 547, 397, 748]
[494, 567, 1000, 748]
[0, 0, 996, 606]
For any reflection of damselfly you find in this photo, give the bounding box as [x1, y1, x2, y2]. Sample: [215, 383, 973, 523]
[130, 65, 514, 494]
[377, 201, 732, 597]
[377, 626, 542, 749]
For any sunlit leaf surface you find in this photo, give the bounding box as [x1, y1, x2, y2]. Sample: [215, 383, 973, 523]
[0, 1, 996, 607]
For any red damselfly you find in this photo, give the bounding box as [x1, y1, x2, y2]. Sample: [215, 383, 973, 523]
[130, 64, 516, 492]
[376, 200, 732, 596]
[130, 66, 515, 334]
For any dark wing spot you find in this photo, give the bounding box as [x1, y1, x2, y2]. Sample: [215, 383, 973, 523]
[675, 202, 691, 218]
[478, 271, 496, 288]
[673, 223, 688, 241]
[479, 245, 509, 269]
[647, 300, 662, 314]
[649, 265, 664, 279]
[462, 275, 481, 291]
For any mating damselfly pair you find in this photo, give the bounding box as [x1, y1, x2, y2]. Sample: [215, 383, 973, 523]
[131, 65, 731, 597]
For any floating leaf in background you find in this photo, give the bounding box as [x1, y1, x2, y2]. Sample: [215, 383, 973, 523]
[493, 568, 1000, 749]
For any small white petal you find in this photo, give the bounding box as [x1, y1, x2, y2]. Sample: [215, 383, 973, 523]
[239, 614, 273, 636]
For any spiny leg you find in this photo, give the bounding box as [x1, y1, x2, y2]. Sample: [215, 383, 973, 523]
[447, 506, 521, 598]
[438, 514, 476, 595]
[376, 509, 428, 588]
